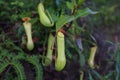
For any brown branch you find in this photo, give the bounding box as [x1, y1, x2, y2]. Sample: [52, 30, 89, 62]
[63, 4, 78, 31]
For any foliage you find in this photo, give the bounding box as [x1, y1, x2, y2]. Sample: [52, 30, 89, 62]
[0, 36, 43, 80]
[0, 0, 120, 80]
[115, 45, 120, 80]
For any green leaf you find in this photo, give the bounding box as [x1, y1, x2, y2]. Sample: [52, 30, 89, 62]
[89, 72, 93, 80]
[92, 70, 102, 80]
[56, 8, 97, 32]
[74, 8, 98, 19]
[78, 0, 85, 6]
[115, 46, 120, 80]
[80, 53, 85, 67]
[66, 49, 72, 59]
[56, 15, 74, 32]
[104, 71, 113, 79]
[66, 38, 74, 48]
[66, 1, 74, 10]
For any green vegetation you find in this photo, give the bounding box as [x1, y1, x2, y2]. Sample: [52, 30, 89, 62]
[0, 0, 120, 80]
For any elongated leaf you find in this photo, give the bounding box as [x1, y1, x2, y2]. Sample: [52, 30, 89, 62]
[56, 8, 97, 32]
[104, 71, 113, 79]
[92, 70, 102, 80]
[66, 1, 74, 10]
[115, 46, 120, 80]
[78, 0, 85, 5]
[56, 15, 74, 32]
[74, 8, 97, 19]
[89, 72, 93, 80]
[80, 53, 85, 67]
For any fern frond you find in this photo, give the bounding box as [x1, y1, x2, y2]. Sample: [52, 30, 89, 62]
[13, 52, 26, 60]
[11, 61, 26, 80]
[0, 61, 26, 80]
[0, 62, 9, 73]
[0, 40, 43, 80]
[26, 55, 43, 80]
